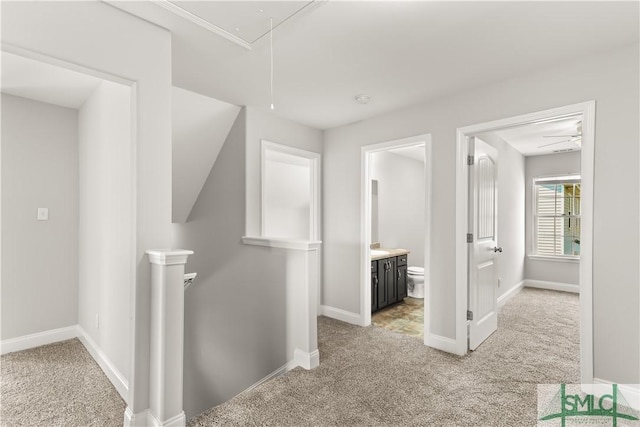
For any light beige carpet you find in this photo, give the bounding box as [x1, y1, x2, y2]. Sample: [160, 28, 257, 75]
[189, 288, 579, 426]
[1, 338, 125, 426]
[0, 288, 579, 426]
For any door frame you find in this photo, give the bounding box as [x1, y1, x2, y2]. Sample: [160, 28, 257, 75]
[260, 139, 322, 241]
[455, 101, 595, 384]
[360, 133, 432, 340]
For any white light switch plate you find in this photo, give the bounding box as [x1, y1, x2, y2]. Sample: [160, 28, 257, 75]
[37, 208, 49, 221]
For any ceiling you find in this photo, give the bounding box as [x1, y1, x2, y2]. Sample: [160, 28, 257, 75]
[388, 144, 425, 163]
[107, 1, 639, 130]
[1, 51, 102, 109]
[158, 1, 317, 47]
[487, 115, 583, 157]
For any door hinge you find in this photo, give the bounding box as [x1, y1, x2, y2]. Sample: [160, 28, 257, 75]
[467, 310, 474, 321]
[467, 154, 474, 165]
[467, 233, 473, 243]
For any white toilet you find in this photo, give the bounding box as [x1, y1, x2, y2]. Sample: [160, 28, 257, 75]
[407, 267, 425, 299]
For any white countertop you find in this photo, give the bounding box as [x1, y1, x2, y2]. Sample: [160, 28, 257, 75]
[371, 248, 410, 261]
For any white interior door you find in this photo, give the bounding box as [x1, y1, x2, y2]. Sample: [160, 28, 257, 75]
[468, 137, 500, 350]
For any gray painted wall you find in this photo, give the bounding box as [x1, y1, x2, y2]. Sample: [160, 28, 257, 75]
[525, 151, 581, 284]
[371, 151, 425, 268]
[1, 94, 79, 340]
[174, 108, 323, 418]
[322, 44, 639, 384]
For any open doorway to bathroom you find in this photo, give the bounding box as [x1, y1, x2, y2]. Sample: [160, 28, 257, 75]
[360, 134, 432, 343]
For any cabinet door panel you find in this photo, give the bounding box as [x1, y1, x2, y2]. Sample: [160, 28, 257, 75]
[386, 257, 397, 305]
[377, 260, 388, 309]
[371, 273, 379, 312]
[397, 264, 407, 300]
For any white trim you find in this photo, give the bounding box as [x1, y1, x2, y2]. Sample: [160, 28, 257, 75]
[242, 236, 322, 251]
[455, 129, 471, 356]
[127, 81, 139, 409]
[293, 348, 320, 370]
[0, 325, 77, 355]
[592, 379, 640, 411]
[146, 249, 194, 265]
[524, 279, 579, 294]
[240, 362, 296, 397]
[455, 101, 595, 384]
[153, 0, 252, 50]
[1, 43, 135, 87]
[360, 134, 432, 331]
[319, 305, 363, 326]
[77, 326, 129, 401]
[147, 410, 186, 427]
[424, 333, 461, 355]
[497, 281, 525, 308]
[124, 408, 151, 427]
[527, 254, 580, 263]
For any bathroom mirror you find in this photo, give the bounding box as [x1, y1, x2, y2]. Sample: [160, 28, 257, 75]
[371, 179, 379, 245]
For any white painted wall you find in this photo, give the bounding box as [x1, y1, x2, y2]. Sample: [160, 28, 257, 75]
[264, 152, 311, 240]
[172, 87, 241, 223]
[2, 0, 173, 412]
[525, 151, 581, 285]
[476, 134, 526, 297]
[323, 44, 639, 384]
[173, 108, 323, 418]
[78, 80, 133, 382]
[370, 151, 425, 268]
[1, 94, 79, 340]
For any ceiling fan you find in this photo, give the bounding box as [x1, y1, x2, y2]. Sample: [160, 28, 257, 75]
[539, 121, 582, 149]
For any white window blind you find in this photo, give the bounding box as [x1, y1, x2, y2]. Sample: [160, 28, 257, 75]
[534, 176, 581, 257]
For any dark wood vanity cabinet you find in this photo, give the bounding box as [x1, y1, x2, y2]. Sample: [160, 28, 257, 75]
[371, 254, 408, 313]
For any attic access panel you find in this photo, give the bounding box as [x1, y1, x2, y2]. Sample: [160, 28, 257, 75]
[167, 1, 316, 45]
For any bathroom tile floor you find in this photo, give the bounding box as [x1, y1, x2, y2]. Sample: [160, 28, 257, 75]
[371, 297, 424, 339]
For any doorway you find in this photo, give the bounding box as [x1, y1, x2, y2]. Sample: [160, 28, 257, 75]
[360, 134, 432, 345]
[1, 47, 137, 403]
[455, 101, 595, 384]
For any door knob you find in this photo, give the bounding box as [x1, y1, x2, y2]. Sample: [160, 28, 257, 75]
[493, 247, 503, 253]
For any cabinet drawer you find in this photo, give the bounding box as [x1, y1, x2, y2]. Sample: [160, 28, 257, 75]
[397, 254, 408, 266]
[371, 261, 377, 273]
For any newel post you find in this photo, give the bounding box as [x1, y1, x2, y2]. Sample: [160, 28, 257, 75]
[146, 249, 193, 427]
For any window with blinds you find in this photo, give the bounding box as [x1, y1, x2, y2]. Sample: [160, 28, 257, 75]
[533, 175, 581, 257]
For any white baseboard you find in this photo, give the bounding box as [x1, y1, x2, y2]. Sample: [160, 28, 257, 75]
[293, 348, 320, 370]
[124, 408, 150, 427]
[497, 281, 525, 308]
[425, 333, 462, 355]
[1, 325, 78, 355]
[148, 410, 186, 427]
[76, 325, 129, 401]
[592, 379, 640, 411]
[319, 305, 362, 326]
[240, 360, 297, 398]
[524, 279, 579, 294]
